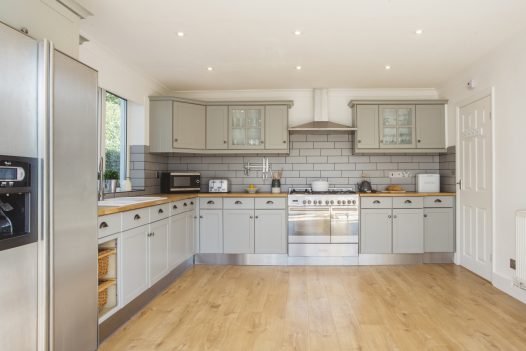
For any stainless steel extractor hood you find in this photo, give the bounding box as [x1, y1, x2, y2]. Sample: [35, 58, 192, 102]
[289, 88, 356, 132]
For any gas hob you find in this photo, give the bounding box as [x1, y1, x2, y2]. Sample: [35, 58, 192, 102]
[288, 187, 359, 207]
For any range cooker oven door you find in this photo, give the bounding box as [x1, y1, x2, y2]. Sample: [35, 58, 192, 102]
[330, 207, 359, 243]
[288, 207, 330, 243]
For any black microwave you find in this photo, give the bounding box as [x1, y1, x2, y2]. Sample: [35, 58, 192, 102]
[160, 172, 201, 193]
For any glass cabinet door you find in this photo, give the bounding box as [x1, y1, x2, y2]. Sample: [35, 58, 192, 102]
[379, 105, 415, 148]
[228, 106, 265, 149]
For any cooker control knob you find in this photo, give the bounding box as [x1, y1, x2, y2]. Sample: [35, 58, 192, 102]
[313, 200, 317, 205]
[308, 200, 312, 204]
[352, 200, 356, 205]
[303, 200, 306, 204]
[347, 200, 352, 204]
[325, 200, 329, 205]
[337, 200, 342, 204]
[330, 200, 334, 205]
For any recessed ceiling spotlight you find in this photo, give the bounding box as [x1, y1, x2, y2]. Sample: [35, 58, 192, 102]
[293, 30, 302, 36]
[176, 31, 185, 37]
[385, 65, 391, 70]
[207, 66, 213, 71]
[415, 29, 423, 35]
[296, 65, 302, 70]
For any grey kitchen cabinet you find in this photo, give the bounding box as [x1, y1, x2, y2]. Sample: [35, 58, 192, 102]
[148, 218, 170, 286]
[173, 102, 206, 149]
[424, 208, 454, 252]
[254, 209, 287, 254]
[349, 100, 448, 153]
[360, 209, 392, 254]
[149, 100, 174, 152]
[168, 213, 187, 268]
[416, 105, 446, 149]
[379, 105, 416, 149]
[355, 105, 379, 149]
[265, 105, 289, 150]
[121, 224, 149, 304]
[228, 106, 265, 150]
[392, 209, 424, 253]
[206, 106, 229, 150]
[223, 209, 255, 253]
[199, 209, 223, 253]
[185, 209, 196, 258]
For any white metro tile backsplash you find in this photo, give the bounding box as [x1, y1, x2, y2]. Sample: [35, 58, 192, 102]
[130, 133, 455, 194]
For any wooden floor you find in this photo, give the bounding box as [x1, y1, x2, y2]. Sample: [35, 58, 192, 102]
[100, 264, 526, 351]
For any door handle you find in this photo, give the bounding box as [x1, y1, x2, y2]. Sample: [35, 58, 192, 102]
[207, 200, 215, 205]
[235, 201, 242, 205]
[99, 221, 108, 229]
[457, 179, 462, 190]
[266, 200, 274, 205]
[404, 200, 412, 204]
[134, 214, 141, 220]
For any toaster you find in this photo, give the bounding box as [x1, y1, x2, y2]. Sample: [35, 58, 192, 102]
[208, 179, 231, 193]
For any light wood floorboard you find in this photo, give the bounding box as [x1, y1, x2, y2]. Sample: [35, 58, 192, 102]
[99, 264, 526, 351]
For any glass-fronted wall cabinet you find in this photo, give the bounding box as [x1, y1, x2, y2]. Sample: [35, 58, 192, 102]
[379, 105, 415, 148]
[228, 106, 265, 149]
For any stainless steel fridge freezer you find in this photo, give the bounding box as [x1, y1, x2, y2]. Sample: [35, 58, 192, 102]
[0, 21, 99, 351]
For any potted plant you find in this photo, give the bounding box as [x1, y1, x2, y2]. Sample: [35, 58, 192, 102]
[103, 169, 119, 193]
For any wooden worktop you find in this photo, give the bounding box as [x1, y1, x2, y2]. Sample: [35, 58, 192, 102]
[98, 192, 288, 216]
[359, 192, 456, 197]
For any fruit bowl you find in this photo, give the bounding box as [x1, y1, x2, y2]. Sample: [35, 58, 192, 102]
[245, 187, 259, 194]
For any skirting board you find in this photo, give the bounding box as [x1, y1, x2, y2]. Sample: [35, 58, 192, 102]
[98, 257, 194, 343]
[492, 271, 526, 305]
[195, 253, 453, 266]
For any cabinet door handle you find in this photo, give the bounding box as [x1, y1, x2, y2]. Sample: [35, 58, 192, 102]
[223, 140, 227, 144]
[424, 214, 428, 218]
[373, 200, 381, 204]
[266, 200, 274, 205]
[174, 138, 178, 142]
[404, 200, 412, 204]
[380, 139, 384, 143]
[235, 200, 242, 205]
[255, 216, 259, 219]
[393, 215, 397, 219]
[194, 216, 198, 219]
[134, 214, 141, 220]
[417, 139, 421, 143]
[260, 140, 264, 143]
[434, 199, 442, 203]
[358, 139, 362, 143]
[249, 216, 253, 219]
[283, 140, 286, 144]
[99, 221, 108, 229]
[388, 215, 392, 219]
[199, 215, 204, 219]
[173, 204, 178, 209]
[158, 208, 164, 214]
[207, 200, 215, 205]
[190, 201, 194, 205]
[183, 203, 188, 207]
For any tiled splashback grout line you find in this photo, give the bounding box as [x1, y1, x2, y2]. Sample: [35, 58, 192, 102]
[130, 133, 456, 194]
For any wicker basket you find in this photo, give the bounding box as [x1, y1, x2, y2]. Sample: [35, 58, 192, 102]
[98, 255, 109, 279]
[98, 288, 108, 311]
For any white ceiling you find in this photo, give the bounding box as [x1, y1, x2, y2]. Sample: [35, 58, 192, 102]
[78, 0, 526, 90]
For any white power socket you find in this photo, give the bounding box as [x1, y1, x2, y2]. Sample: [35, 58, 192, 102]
[389, 171, 412, 178]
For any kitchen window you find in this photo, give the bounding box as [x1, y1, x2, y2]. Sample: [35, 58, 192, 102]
[99, 90, 127, 183]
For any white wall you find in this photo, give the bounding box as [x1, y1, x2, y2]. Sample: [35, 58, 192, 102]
[0, 0, 80, 57]
[439, 27, 526, 302]
[172, 88, 438, 128]
[79, 39, 168, 145]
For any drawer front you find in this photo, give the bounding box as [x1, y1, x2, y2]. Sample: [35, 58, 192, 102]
[169, 201, 185, 216]
[223, 197, 255, 210]
[424, 196, 454, 208]
[122, 207, 150, 231]
[150, 203, 170, 222]
[199, 197, 223, 209]
[392, 197, 423, 209]
[98, 213, 122, 238]
[255, 198, 286, 210]
[360, 197, 393, 209]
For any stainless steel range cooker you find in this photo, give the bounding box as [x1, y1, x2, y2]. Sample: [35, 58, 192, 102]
[288, 188, 359, 257]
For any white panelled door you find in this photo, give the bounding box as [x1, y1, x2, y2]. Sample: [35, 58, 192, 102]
[458, 95, 492, 281]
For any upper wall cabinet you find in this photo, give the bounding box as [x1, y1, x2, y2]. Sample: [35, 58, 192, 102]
[150, 97, 292, 154]
[350, 100, 448, 154]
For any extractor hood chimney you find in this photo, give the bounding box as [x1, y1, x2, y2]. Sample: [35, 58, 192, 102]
[289, 88, 356, 132]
